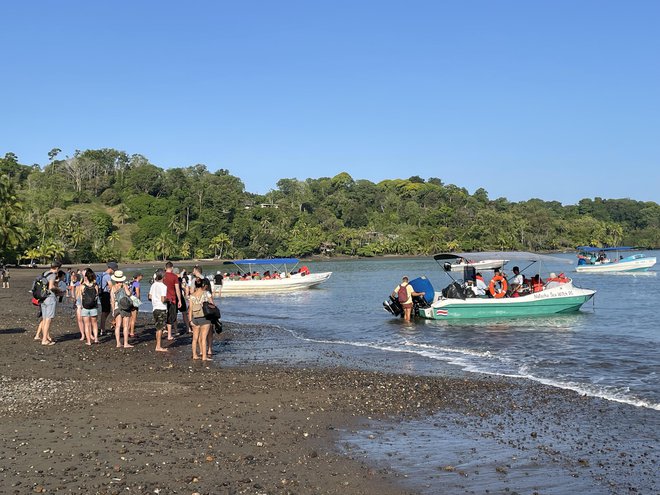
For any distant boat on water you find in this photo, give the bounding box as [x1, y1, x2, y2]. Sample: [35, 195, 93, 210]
[576, 246, 656, 273]
[221, 258, 332, 295]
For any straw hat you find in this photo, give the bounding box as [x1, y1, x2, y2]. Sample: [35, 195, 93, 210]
[111, 270, 126, 282]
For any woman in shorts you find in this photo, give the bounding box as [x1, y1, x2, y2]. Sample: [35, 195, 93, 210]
[128, 273, 143, 338]
[188, 278, 213, 361]
[78, 269, 99, 345]
[110, 270, 133, 348]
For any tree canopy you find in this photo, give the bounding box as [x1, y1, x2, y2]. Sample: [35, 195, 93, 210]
[1, 148, 658, 264]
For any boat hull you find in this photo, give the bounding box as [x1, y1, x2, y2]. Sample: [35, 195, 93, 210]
[220, 272, 332, 295]
[448, 259, 508, 272]
[419, 283, 595, 320]
[576, 257, 656, 273]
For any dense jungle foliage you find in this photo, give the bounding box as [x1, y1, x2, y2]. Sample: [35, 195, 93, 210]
[1, 149, 659, 264]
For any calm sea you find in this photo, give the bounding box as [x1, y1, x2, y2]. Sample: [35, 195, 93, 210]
[203, 253, 659, 411]
[138, 254, 659, 493]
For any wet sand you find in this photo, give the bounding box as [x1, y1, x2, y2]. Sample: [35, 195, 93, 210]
[1, 267, 657, 494]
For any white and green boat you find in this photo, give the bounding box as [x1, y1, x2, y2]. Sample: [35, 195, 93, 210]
[402, 252, 595, 320]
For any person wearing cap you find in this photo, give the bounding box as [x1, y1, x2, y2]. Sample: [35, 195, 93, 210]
[35, 260, 65, 345]
[110, 270, 133, 348]
[99, 261, 118, 334]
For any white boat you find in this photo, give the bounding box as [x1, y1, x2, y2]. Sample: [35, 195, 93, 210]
[220, 258, 332, 295]
[576, 247, 656, 273]
[443, 257, 509, 272]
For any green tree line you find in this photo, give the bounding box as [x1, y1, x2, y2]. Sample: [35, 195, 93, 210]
[1, 149, 659, 264]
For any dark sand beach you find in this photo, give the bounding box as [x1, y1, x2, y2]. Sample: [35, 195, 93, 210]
[1, 267, 657, 494]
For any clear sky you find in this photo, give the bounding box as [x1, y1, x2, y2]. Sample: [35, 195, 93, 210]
[2, 1, 659, 204]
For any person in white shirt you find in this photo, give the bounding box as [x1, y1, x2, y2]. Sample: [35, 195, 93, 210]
[509, 266, 524, 295]
[148, 269, 169, 352]
[473, 273, 488, 296]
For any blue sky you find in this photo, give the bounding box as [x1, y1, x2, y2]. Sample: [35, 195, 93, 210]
[2, 1, 659, 204]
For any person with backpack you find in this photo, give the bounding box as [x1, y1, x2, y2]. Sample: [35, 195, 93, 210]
[99, 261, 118, 335]
[110, 270, 133, 348]
[34, 260, 65, 345]
[392, 276, 425, 322]
[128, 273, 143, 339]
[78, 269, 100, 345]
[188, 277, 214, 361]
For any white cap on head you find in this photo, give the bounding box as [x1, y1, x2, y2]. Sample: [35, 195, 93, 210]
[549, 272, 557, 279]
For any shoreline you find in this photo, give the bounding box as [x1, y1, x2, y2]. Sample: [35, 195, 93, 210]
[1, 270, 657, 494]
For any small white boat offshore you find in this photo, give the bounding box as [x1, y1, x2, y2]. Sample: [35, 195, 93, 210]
[220, 258, 332, 295]
[576, 246, 656, 273]
[383, 252, 595, 320]
[440, 255, 509, 272]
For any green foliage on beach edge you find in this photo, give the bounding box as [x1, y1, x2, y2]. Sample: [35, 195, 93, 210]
[1, 149, 659, 264]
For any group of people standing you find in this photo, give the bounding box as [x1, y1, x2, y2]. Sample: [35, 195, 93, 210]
[34, 260, 221, 361]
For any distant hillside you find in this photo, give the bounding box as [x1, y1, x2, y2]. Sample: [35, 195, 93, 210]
[1, 149, 659, 263]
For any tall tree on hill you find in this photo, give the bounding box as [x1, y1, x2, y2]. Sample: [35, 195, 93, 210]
[0, 174, 25, 254]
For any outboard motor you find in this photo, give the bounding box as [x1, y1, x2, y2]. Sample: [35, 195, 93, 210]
[383, 295, 403, 317]
[412, 294, 430, 314]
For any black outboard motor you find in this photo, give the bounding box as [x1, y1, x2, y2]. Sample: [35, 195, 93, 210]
[383, 295, 403, 317]
[412, 294, 430, 314]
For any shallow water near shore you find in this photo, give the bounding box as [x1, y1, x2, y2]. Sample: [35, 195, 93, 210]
[136, 254, 660, 493]
[203, 253, 660, 410]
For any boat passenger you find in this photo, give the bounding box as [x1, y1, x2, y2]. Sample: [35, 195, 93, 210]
[508, 266, 524, 296]
[471, 273, 488, 296]
[531, 274, 544, 292]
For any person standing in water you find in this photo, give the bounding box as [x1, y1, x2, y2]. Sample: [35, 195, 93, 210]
[392, 276, 425, 322]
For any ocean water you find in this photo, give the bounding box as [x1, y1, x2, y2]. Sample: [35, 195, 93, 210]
[138, 254, 659, 493]
[208, 253, 660, 411]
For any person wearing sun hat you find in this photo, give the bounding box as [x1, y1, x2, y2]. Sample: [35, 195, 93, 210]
[110, 269, 133, 348]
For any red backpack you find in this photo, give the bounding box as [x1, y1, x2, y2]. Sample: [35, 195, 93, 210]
[397, 284, 409, 303]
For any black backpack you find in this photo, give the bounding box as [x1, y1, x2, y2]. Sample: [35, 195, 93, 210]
[31, 272, 51, 303]
[82, 284, 98, 309]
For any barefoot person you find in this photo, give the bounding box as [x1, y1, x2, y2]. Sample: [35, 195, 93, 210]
[34, 261, 65, 345]
[162, 262, 181, 340]
[148, 269, 169, 352]
[110, 270, 133, 348]
[128, 273, 143, 338]
[99, 262, 118, 334]
[78, 269, 99, 345]
[188, 278, 213, 361]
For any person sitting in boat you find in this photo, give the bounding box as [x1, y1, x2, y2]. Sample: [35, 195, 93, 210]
[262, 270, 272, 280]
[392, 276, 425, 322]
[531, 274, 544, 292]
[508, 266, 524, 297]
[299, 265, 310, 276]
[470, 272, 488, 296]
[545, 272, 569, 288]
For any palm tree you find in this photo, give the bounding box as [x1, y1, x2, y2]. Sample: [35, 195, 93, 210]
[179, 240, 191, 260]
[0, 174, 26, 252]
[117, 203, 130, 225]
[23, 248, 41, 266]
[193, 247, 206, 260]
[107, 231, 120, 248]
[153, 233, 175, 261]
[209, 233, 230, 258]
